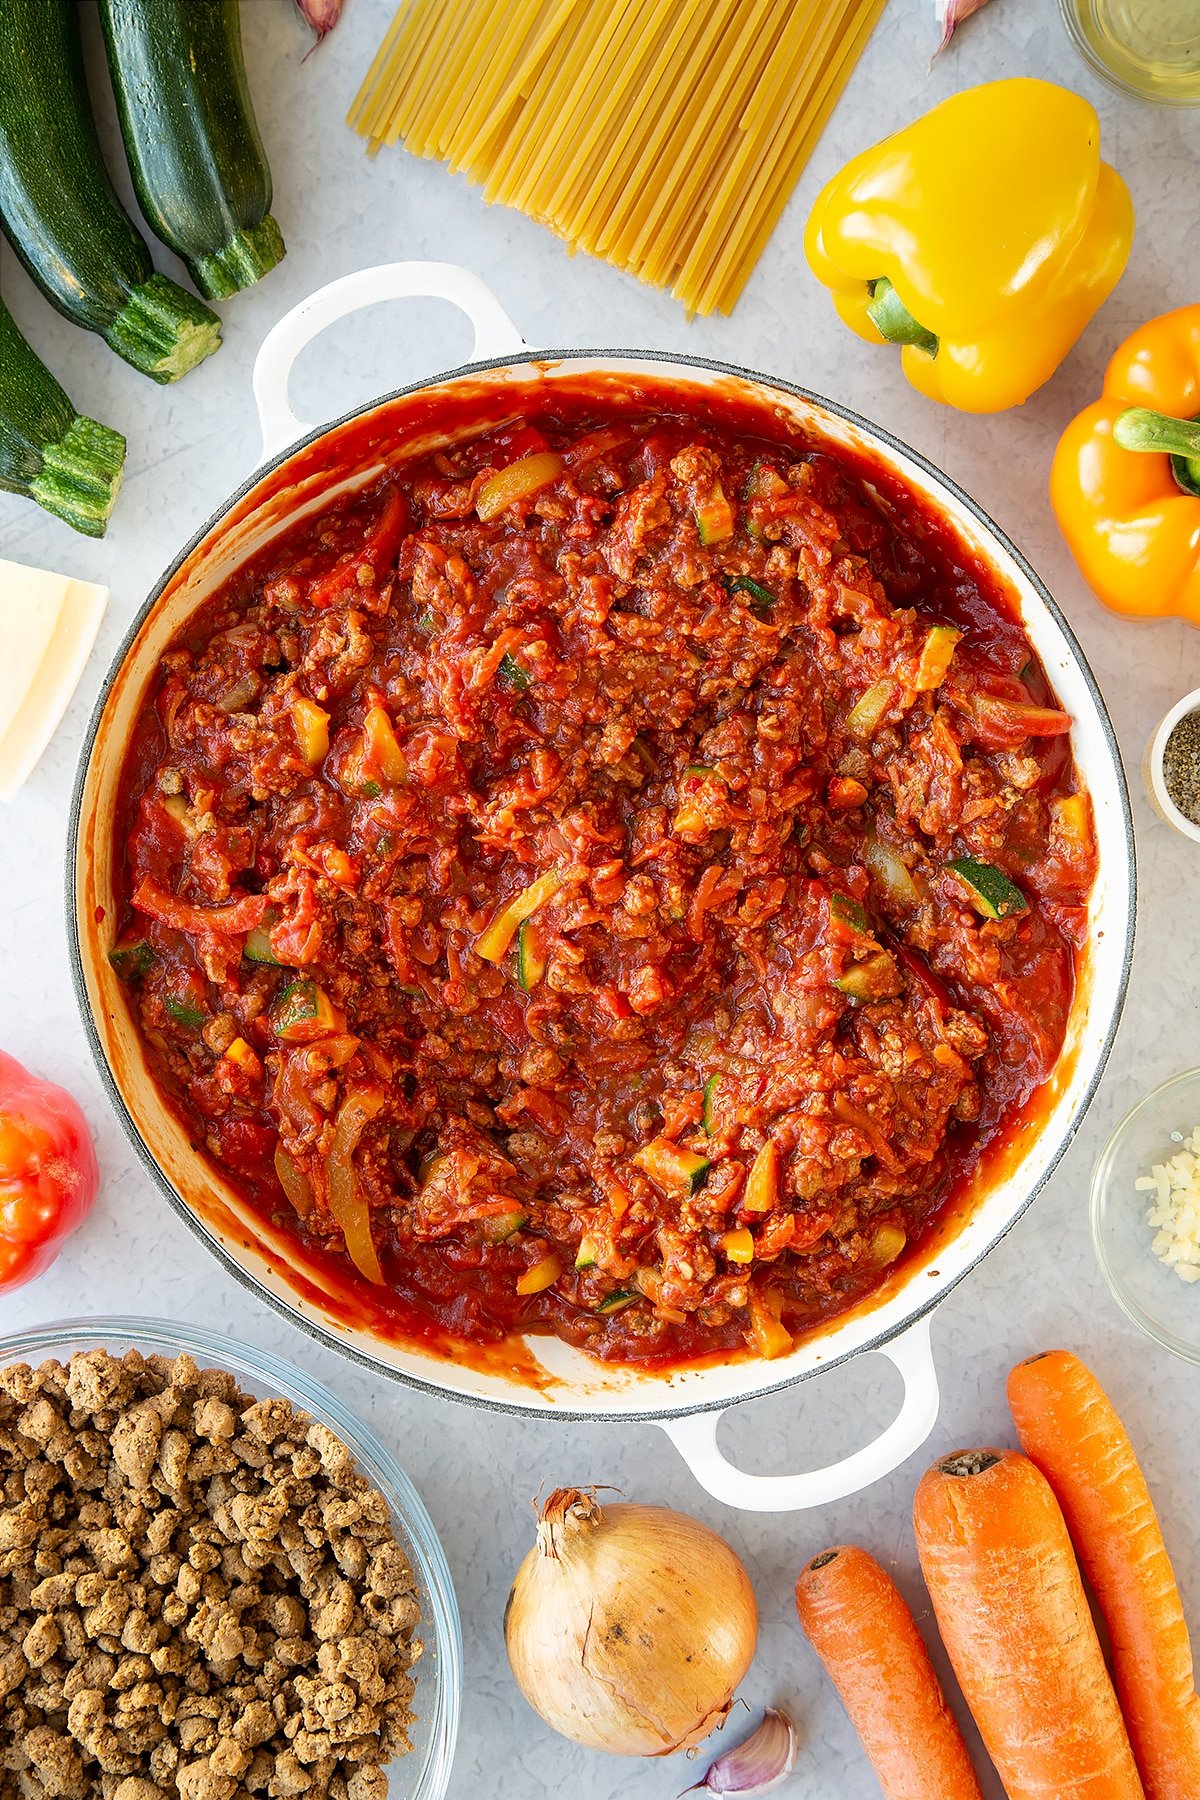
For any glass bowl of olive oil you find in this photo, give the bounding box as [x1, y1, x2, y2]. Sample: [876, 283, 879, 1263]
[1060, 0, 1200, 104]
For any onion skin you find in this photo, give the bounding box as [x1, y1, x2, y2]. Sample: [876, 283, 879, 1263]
[504, 1488, 758, 1757]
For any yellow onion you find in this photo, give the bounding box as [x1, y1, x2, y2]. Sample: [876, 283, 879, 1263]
[504, 1487, 758, 1756]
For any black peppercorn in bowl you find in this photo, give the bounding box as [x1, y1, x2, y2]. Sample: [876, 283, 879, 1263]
[1145, 685, 1200, 843]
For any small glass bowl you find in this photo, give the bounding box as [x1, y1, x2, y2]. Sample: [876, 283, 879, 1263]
[1059, 0, 1200, 107]
[1144, 685, 1200, 844]
[1091, 1070, 1200, 1364]
[0, 1317, 462, 1800]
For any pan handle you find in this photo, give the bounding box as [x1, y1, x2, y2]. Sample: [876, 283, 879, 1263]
[658, 1312, 940, 1512]
[252, 261, 528, 463]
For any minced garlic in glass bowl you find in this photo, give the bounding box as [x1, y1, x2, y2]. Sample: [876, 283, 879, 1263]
[1137, 1126, 1200, 1282]
[1091, 1070, 1200, 1366]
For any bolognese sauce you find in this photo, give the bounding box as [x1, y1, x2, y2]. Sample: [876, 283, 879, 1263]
[110, 389, 1096, 1367]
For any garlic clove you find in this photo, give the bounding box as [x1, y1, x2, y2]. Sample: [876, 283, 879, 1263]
[681, 1707, 798, 1797]
[294, 0, 344, 44]
[932, 0, 994, 61]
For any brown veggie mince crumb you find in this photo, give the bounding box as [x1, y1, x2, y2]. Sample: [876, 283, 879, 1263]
[0, 1349, 422, 1800]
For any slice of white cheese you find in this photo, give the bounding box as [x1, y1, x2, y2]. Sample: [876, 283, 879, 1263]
[0, 558, 108, 803]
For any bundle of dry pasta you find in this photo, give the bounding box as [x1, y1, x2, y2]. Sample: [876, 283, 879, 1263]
[349, 0, 888, 316]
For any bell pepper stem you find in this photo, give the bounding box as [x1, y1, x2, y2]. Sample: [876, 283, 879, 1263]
[866, 278, 939, 357]
[1114, 407, 1200, 497]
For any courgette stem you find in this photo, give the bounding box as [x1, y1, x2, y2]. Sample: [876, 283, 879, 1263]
[104, 274, 223, 384]
[191, 215, 286, 300]
[0, 299, 125, 536]
[30, 417, 126, 538]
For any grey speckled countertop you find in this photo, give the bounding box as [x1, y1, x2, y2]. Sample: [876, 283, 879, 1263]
[3, 2, 1199, 1796]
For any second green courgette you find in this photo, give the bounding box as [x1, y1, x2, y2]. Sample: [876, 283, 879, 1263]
[0, 0, 221, 382]
[98, 0, 285, 301]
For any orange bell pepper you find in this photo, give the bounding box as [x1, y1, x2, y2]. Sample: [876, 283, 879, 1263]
[1052, 306, 1200, 623]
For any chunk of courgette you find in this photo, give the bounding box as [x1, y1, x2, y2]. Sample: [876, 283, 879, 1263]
[516, 919, 547, 991]
[98, 0, 284, 300]
[723, 573, 775, 617]
[633, 1137, 711, 1195]
[0, 300, 124, 537]
[948, 856, 1028, 921]
[108, 939, 153, 981]
[595, 1289, 639, 1315]
[0, 0, 222, 380]
[836, 951, 903, 1002]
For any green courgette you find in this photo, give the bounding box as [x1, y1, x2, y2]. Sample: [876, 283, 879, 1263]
[702, 1073, 720, 1134]
[696, 492, 734, 545]
[243, 924, 280, 965]
[516, 919, 547, 991]
[482, 1209, 528, 1244]
[632, 1137, 711, 1196]
[0, 299, 125, 536]
[97, 0, 285, 301]
[0, 0, 221, 381]
[836, 950, 902, 1002]
[723, 573, 775, 617]
[595, 1289, 639, 1315]
[830, 893, 870, 933]
[948, 856, 1028, 921]
[165, 995, 206, 1029]
[107, 937, 153, 981]
[499, 652, 532, 692]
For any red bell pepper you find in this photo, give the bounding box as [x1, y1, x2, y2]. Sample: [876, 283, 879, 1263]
[0, 1050, 99, 1291]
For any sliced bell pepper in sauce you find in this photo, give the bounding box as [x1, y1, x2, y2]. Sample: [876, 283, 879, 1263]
[476, 871, 562, 964]
[743, 1139, 779, 1212]
[291, 696, 329, 767]
[721, 1227, 755, 1263]
[362, 704, 407, 783]
[477, 452, 563, 522]
[747, 1288, 793, 1359]
[846, 678, 896, 740]
[914, 624, 961, 691]
[516, 1251, 562, 1295]
[327, 1089, 386, 1285]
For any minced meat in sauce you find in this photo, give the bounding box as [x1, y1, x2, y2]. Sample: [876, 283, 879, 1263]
[111, 393, 1097, 1368]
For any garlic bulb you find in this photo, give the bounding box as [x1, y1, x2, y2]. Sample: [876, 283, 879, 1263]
[504, 1487, 759, 1756]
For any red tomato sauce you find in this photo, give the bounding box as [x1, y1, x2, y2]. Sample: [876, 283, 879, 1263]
[110, 384, 1096, 1369]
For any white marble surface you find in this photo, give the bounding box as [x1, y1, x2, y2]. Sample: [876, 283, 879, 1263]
[2, 1, 1199, 1794]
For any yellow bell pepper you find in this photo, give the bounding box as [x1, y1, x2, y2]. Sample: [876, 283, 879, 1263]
[1051, 306, 1200, 624]
[805, 79, 1134, 414]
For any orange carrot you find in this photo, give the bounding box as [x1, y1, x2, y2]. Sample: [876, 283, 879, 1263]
[913, 1447, 1145, 1800]
[1008, 1349, 1200, 1800]
[794, 1544, 984, 1800]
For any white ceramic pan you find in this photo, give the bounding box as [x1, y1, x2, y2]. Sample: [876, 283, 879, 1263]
[68, 263, 1135, 1510]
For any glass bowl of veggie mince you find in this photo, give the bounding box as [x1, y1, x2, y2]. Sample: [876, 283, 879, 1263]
[0, 1316, 462, 1800]
[1091, 1069, 1200, 1365]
